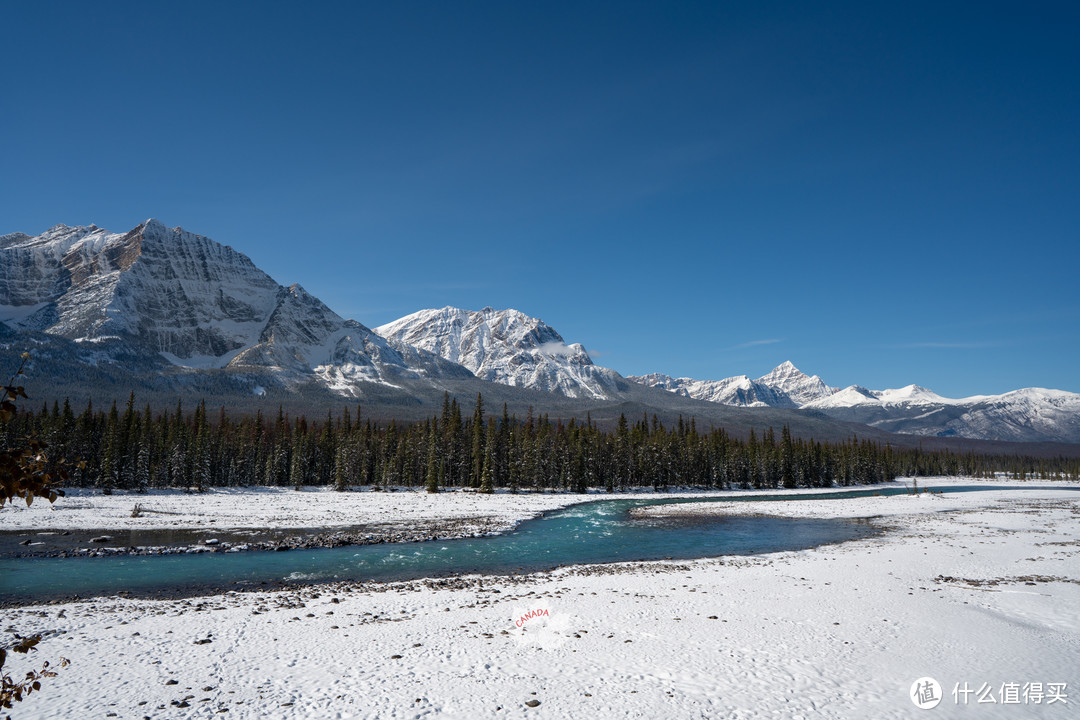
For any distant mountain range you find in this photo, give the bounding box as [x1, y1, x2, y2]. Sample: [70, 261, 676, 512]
[630, 364, 1080, 444]
[2, 219, 1077, 446]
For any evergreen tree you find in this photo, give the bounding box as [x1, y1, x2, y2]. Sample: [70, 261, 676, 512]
[781, 425, 795, 489]
[425, 418, 440, 493]
[470, 393, 485, 488]
[98, 401, 120, 494]
[333, 439, 349, 492]
[289, 420, 306, 490]
[479, 419, 495, 494]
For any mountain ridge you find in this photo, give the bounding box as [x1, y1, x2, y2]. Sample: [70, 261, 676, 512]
[2, 218, 1077, 447]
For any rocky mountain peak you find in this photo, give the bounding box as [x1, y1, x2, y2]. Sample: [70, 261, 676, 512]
[756, 361, 836, 405]
[375, 306, 622, 399]
[0, 220, 468, 396]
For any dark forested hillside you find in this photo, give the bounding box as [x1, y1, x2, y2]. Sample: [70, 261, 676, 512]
[4, 392, 1076, 494]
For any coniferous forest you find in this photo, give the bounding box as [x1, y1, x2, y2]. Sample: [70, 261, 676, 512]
[3, 392, 1078, 495]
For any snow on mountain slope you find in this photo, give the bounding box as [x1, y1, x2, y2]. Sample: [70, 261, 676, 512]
[802, 384, 953, 410]
[0, 220, 470, 396]
[632, 362, 1080, 443]
[937, 388, 1080, 443]
[375, 307, 625, 400]
[1, 220, 282, 356]
[874, 384, 954, 405]
[626, 371, 797, 408]
[804, 384, 1080, 443]
[802, 385, 879, 408]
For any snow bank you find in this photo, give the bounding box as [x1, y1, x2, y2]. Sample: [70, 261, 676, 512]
[0, 484, 740, 533]
[632, 479, 1080, 520]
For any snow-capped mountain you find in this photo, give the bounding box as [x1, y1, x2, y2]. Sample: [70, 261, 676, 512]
[0, 220, 471, 397]
[375, 307, 627, 400]
[627, 372, 797, 408]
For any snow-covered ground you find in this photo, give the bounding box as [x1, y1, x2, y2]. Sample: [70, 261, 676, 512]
[3, 480, 1016, 533]
[0, 485, 735, 534]
[4, 478, 1079, 719]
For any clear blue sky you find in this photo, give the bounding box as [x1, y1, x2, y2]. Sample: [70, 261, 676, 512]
[3, 1, 1077, 396]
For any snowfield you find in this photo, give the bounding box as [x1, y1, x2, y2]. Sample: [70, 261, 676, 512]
[4, 479, 1079, 719]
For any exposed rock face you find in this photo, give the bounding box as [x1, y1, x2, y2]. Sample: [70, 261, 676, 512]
[1, 220, 280, 359]
[0, 219, 469, 396]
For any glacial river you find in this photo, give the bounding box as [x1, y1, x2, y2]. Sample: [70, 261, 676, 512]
[1, 484, 1064, 603]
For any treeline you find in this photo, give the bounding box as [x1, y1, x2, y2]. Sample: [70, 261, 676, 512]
[3, 392, 1078, 493]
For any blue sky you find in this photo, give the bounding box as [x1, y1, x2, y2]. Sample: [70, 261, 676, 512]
[3, 2, 1077, 396]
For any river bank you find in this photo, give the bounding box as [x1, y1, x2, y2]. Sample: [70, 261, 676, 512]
[0, 516, 515, 559]
[0, 483, 876, 558]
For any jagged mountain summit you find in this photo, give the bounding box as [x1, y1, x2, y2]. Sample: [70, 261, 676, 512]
[375, 306, 627, 400]
[756, 361, 837, 405]
[627, 371, 797, 408]
[0, 219, 470, 397]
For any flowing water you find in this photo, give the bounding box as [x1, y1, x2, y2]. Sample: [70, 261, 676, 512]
[1, 484, 1068, 603]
